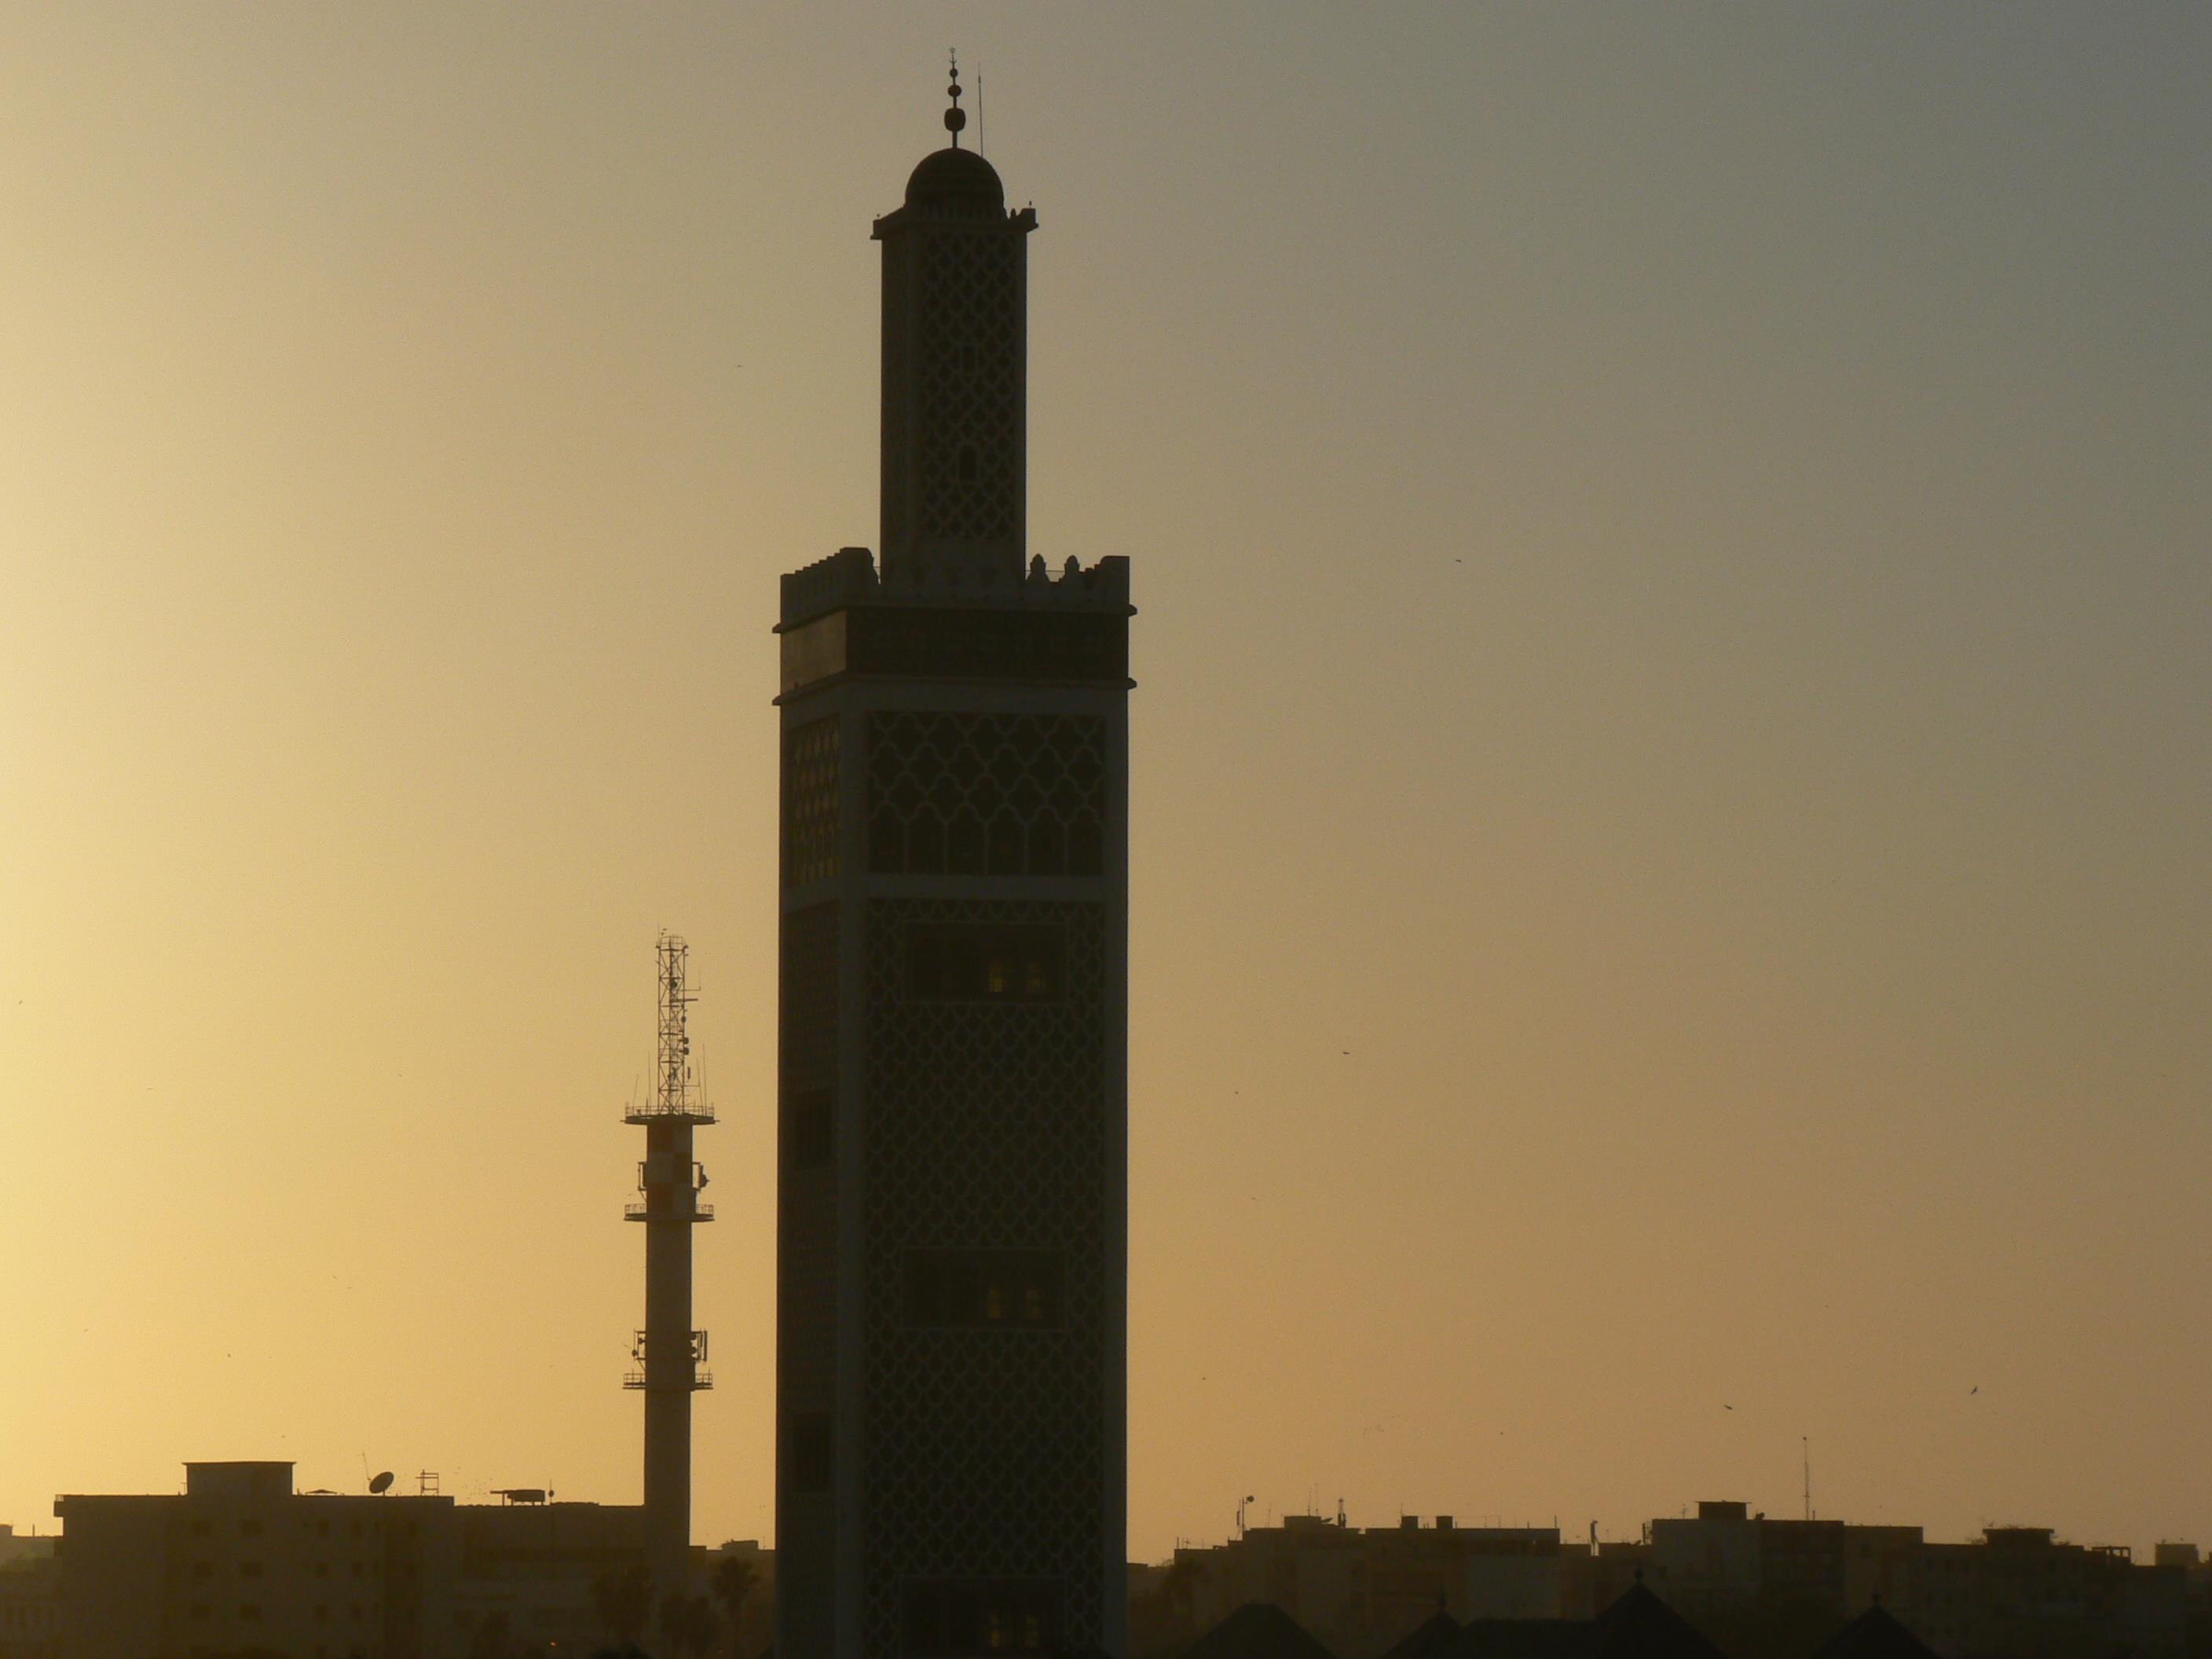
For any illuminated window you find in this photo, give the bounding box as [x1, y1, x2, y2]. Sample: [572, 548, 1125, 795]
[906, 923, 1064, 1003]
[903, 1582, 1061, 1656]
[905, 1251, 1063, 1328]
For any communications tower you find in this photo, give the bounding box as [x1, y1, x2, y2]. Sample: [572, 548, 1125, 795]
[625, 931, 715, 1592]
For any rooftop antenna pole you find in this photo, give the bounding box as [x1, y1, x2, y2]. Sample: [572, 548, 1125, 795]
[977, 63, 984, 156]
[1803, 1436, 1812, 1522]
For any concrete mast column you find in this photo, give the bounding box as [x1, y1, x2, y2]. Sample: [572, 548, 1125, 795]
[642, 1114, 697, 1593]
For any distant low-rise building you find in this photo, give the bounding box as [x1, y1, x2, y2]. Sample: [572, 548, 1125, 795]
[1910, 1526, 2184, 1659]
[1163, 1514, 1562, 1659]
[1145, 1501, 2193, 1659]
[0, 1529, 58, 1659]
[1651, 1502, 1767, 1611]
[1558, 1537, 1661, 1620]
[51, 1462, 672, 1659]
[1636, 1503, 2182, 1658]
[0, 1531, 54, 1575]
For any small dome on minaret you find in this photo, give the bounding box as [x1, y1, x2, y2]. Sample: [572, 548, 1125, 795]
[903, 51, 1003, 214]
[904, 146, 1004, 213]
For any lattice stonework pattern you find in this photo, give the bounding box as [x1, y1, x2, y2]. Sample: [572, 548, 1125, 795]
[778, 901, 840, 1391]
[867, 712, 1105, 877]
[777, 900, 840, 1659]
[783, 717, 841, 888]
[917, 231, 1020, 542]
[862, 897, 1108, 1659]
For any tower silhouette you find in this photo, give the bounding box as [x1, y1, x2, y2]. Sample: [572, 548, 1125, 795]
[774, 77, 1133, 1659]
[625, 932, 714, 1593]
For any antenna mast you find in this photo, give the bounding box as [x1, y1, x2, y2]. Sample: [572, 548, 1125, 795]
[654, 933, 704, 1115]
[1803, 1436, 1812, 1522]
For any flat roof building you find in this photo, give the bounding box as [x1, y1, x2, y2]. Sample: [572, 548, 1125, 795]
[52, 1463, 655, 1659]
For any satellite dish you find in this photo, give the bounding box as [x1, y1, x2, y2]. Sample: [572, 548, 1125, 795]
[368, 1470, 395, 1495]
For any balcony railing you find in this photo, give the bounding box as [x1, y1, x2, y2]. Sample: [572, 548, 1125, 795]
[622, 1369, 715, 1391]
[621, 1102, 717, 1124]
[624, 1200, 714, 1222]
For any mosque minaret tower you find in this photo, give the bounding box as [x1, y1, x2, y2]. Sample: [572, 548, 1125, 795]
[774, 64, 1132, 1659]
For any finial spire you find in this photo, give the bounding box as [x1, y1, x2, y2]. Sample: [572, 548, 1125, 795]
[945, 49, 967, 147]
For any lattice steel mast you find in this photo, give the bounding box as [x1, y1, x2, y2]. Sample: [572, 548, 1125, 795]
[625, 931, 715, 1592]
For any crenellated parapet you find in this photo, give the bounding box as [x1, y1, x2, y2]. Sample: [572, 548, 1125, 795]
[779, 545, 1132, 632]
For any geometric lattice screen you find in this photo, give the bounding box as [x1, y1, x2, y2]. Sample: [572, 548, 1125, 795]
[917, 233, 1020, 543]
[867, 712, 1105, 878]
[782, 717, 841, 888]
[861, 896, 1108, 1659]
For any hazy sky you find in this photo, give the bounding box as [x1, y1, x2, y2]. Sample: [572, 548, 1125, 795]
[3, 5, 2207, 1561]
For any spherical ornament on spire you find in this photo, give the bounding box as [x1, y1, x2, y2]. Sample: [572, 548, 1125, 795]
[944, 49, 966, 145]
[909, 52, 997, 202]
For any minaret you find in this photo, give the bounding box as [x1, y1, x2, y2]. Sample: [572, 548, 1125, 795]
[775, 63, 1132, 1659]
[874, 55, 1035, 591]
[625, 932, 714, 1593]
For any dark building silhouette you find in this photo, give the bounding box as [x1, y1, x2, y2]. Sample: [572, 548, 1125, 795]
[775, 74, 1132, 1659]
[1162, 1514, 1562, 1657]
[1185, 1584, 1730, 1659]
[0, 1525, 57, 1659]
[1378, 1611, 1464, 1659]
[1810, 1606, 1940, 1659]
[1139, 1498, 2202, 1659]
[1577, 1583, 1730, 1658]
[51, 1463, 654, 1659]
[1184, 1603, 1340, 1659]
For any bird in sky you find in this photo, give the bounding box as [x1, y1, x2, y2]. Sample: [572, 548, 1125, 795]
[1723, 1404, 1734, 1412]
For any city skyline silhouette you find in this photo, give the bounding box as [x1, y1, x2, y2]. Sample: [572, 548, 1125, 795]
[3, 5, 2208, 1593]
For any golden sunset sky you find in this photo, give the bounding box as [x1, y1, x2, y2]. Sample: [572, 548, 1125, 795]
[3, 5, 2207, 1559]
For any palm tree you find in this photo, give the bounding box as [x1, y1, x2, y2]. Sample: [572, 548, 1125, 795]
[661, 1589, 720, 1659]
[679, 1594, 721, 1659]
[710, 1557, 759, 1659]
[593, 1562, 654, 1654]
